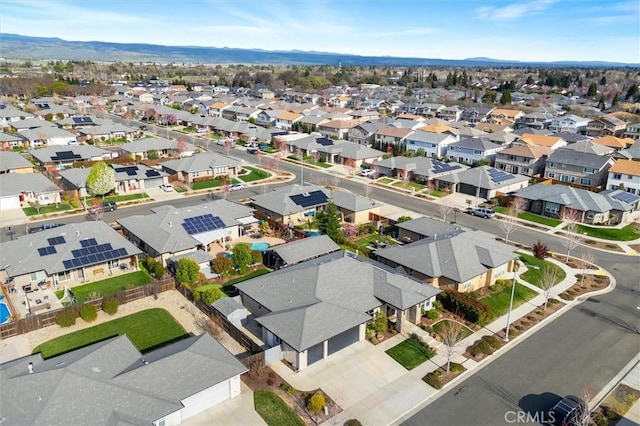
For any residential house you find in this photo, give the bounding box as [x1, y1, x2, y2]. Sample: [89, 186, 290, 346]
[255, 109, 284, 127]
[515, 112, 553, 130]
[623, 122, 640, 140]
[513, 184, 640, 224]
[76, 123, 139, 143]
[348, 121, 388, 146]
[30, 103, 75, 119]
[592, 136, 634, 151]
[296, 115, 330, 133]
[494, 145, 552, 177]
[0, 104, 33, 125]
[455, 126, 488, 139]
[373, 156, 468, 183]
[317, 119, 360, 140]
[161, 152, 241, 184]
[249, 184, 330, 225]
[0, 132, 26, 150]
[0, 173, 62, 211]
[222, 106, 260, 123]
[607, 159, 640, 194]
[331, 189, 384, 224]
[0, 151, 34, 174]
[586, 116, 627, 137]
[615, 140, 640, 160]
[418, 122, 458, 137]
[435, 166, 530, 200]
[349, 110, 381, 122]
[515, 133, 568, 151]
[554, 132, 591, 144]
[30, 146, 113, 170]
[262, 235, 340, 270]
[393, 216, 462, 243]
[446, 137, 505, 165]
[415, 103, 446, 118]
[544, 150, 615, 189]
[437, 105, 464, 122]
[0, 221, 141, 290]
[373, 126, 414, 145]
[374, 230, 518, 293]
[18, 126, 77, 147]
[118, 201, 256, 265]
[474, 123, 512, 134]
[405, 130, 458, 158]
[119, 138, 195, 160]
[548, 114, 590, 134]
[485, 131, 518, 146]
[235, 251, 440, 370]
[488, 108, 525, 126]
[560, 140, 615, 156]
[275, 111, 302, 131]
[0, 333, 247, 425]
[461, 107, 494, 124]
[208, 101, 230, 118]
[61, 164, 169, 196]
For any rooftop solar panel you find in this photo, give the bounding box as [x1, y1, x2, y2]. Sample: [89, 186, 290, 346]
[146, 170, 161, 177]
[63, 260, 73, 269]
[38, 246, 57, 256]
[80, 238, 98, 247]
[611, 191, 639, 204]
[290, 191, 328, 208]
[182, 214, 225, 235]
[51, 151, 82, 161]
[47, 236, 66, 246]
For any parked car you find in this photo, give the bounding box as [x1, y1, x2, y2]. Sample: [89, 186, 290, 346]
[101, 201, 117, 212]
[548, 395, 587, 426]
[160, 183, 174, 192]
[359, 169, 376, 178]
[247, 148, 259, 155]
[228, 184, 245, 191]
[139, 125, 147, 131]
[28, 223, 64, 234]
[469, 207, 495, 218]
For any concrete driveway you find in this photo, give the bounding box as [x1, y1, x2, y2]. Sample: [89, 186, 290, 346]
[271, 339, 409, 410]
[182, 382, 265, 426]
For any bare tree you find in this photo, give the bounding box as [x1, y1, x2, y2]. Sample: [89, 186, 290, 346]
[438, 203, 454, 223]
[540, 265, 559, 310]
[511, 196, 526, 217]
[194, 317, 223, 340]
[437, 320, 463, 373]
[562, 222, 584, 262]
[499, 212, 519, 243]
[578, 248, 595, 287]
[28, 200, 42, 216]
[363, 182, 372, 199]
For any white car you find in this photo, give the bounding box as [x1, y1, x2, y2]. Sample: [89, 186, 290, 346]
[160, 183, 174, 192]
[359, 169, 376, 177]
[228, 184, 245, 191]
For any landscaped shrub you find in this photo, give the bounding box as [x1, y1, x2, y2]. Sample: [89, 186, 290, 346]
[481, 335, 503, 350]
[200, 287, 224, 304]
[372, 311, 388, 333]
[437, 289, 492, 325]
[233, 243, 253, 274]
[449, 362, 465, 373]
[426, 309, 440, 320]
[468, 339, 494, 357]
[344, 420, 363, 426]
[307, 393, 325, 414]
[80, 304, 98, 322]
[69, 199, 79, 208]
[212, 256, 234, 276]
[251, 249, 263, 265]
[55, 310, 77, 327]
[423, 371, 443, 389]
[175, 258, 200, 284]
[102, 297, 119, 315]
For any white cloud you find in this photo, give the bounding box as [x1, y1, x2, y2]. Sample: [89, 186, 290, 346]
[477, 0, 557, 21]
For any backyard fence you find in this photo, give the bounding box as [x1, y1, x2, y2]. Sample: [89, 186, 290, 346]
[0, 276, 175, 340]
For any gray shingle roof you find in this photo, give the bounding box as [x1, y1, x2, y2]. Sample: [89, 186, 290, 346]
[0, 151, 32, 172]
[0, 172, 61, 197]
[118, 201, 254, 255]
[615, 140, 640, 160]
[0, 221, 141, 278]
[236, 252, 439, 351]
[30, 145, 111, 163]
[514, 184, 637, 213]
[374, 156, 468, 178]
[375, 230, 517, 283]
[267, 234, 339, 266]
[119, 137, 195, 154]
[448, 137, 502, 152]
[162, 152, 240, 174]
[396, 216, 462, 238]
[547, 149, 613, 169]
[0, 334, 247, 425]
[331, 190, 383, 212]
[437, 165, 530, 190]
[250, 184, 330, 216]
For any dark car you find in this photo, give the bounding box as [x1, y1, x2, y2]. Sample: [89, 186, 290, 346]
[28, 223, 64, 234]
[102, 202, 117, 212]
[139, 125, 148, 131]
[548, 395, 587, 426]
[247, 148, 259, 155]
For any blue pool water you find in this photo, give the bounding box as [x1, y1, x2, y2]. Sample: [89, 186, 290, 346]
[251, 242, 270, 251]
[305, 230, 321, 237]
[0, 295, 10, 324]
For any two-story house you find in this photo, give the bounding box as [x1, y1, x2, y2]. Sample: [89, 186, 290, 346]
[348, 121, 387, 146]
[586, 116, 627, 137]
[548, 114, 591, 134]
[446, 137, 505, 165]
[544, 149, 615, 189]
[415, 103, 446, 118]
[437, 105, 464, 122]
[515, 133, 568, 150]
[275, 111, 302, 131]
[516, 112, 554, 130]
[494, 145, 552, 177]
[373, 126, 415, 145]
[488, 108, 525, 126]
[607, 159, 640, 195]
[405, 130, 458, 158]
[461, 107, 494, 124]
[623, 122, 640, 141]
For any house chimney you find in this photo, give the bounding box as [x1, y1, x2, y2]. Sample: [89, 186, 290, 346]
[28, 362, 33, 374]
[168, 221, 172, 227]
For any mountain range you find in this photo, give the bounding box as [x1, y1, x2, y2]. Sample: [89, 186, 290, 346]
[0, 33, 636, 67]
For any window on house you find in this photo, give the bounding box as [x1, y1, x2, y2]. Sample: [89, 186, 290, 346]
[30, 271, 45, 282]
[613, 173, 622, 179]
[550, 162, 557, 167]
[586, 211, 594, 219]
[628, 175, 633, 180]
[547, 172, 555, 178]
[584, 168, 595, 174]
[581, 178, 592, 186]
[473, 150, 482, 155]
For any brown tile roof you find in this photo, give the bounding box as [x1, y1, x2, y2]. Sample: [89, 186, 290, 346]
[491, 108, 524, 118]
[592, 136, 634, 149]
[375, 126, 415, 138]
[319, 119, 360, 130]
[396, 113, 424, 121]
[419, 123, 456, 134]
[475, 123, 512, 133]
[518, 134, 564, 148]
[609, 159, 640, 176]
[276, 111, 302, 121]
[499, 144, 552, 158]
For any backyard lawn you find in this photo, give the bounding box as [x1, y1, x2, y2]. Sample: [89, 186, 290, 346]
[385, 338, 435, 370]
[32, 308, 188, 359]
[238, 166, 271, 182]
[254, 391, 305, 426]
[479, 282, 537, 321]
[354, 234, 397, 248]
[23, 204, 73, 216]
[572, 223, 640, 241]
[54, 270, 153, 303]
[518, 253, 566, 287]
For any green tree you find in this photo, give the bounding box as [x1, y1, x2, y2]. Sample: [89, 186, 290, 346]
[201, 287, 224, 304]
[597, 95, 605, 110]
[396, 215, 412, 223]
[212, 256, 234, 277]
[147, 149, 159, 160]
[611, 92, 619, 107]
[625, 83, 639, 101]
[232, 243, 253, 274]
[86, 161, 115, 198]
[175, 258, 200, 284]
[316, 201, 342, 242]
[587, 82, 598, 97]
[500, 89, 512, 105]
[372, 311, 388, 333]
[476, 158, 491, 166]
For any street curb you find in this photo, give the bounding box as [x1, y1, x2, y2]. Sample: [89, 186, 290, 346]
[590, 353, 640, 411]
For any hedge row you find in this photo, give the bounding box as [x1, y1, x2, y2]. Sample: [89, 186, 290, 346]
[437, 289, 492, 325]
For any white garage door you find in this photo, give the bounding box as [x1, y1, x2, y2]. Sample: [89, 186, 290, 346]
[0, 196, 20, 211]
[180, 380, 231, 420]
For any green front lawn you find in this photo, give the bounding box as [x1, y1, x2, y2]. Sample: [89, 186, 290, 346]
[23, 204, 73, 216]
[303, 157, 332, 168]
[92, 193, 149, 203]
[572, 223, 640, 241]
[518, 212, 562, 227]
[191, 177, 239, 190]
[54, 270, 153, 304]
[238, 166, 271, 182]
[254, 391, 305, 426]
[392, 181, 426, 191]
[479, 282, 537, 321]
[428, 189, 447, 198]
[33, 308, 188, 359]
[378, 177, 395, 184]
[518, 253, 566, 287]
[385, 338, 434, 370]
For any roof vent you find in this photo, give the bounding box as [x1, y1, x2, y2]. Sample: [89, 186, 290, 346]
[28, 362, 33, 374]
[140, 358, 149, 365]
[168, 221, 172, 227]
[92, 367, 101, 373]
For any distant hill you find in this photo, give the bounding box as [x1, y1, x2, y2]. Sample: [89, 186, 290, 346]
[0, 33, 636, 67]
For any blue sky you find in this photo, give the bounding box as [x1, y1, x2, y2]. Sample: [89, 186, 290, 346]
[1, 0, 639, 63]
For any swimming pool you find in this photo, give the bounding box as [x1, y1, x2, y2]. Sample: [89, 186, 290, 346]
[305, 230, 321, 237]
[251, 242, 270, 251]
[0, 295, 11, 324]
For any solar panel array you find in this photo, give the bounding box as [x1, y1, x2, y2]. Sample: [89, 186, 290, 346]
[487, 168, 515, 184]
[290, 191, 329, 208]
[611, 191, 639, 204]
[63, 242, 128, 270]
[115, 166, 139, 176]
[47, 236, 66, 246]
[80, 238, 98, 247]
[182, 214, 225, 235]
[432, 160, 461, 174]
[38, 246, 57, 256]
[51, 151, 82, 161]
[316, 137, 335, 146]
[145, 169, 161, 177]
[72, 117, 93, 124]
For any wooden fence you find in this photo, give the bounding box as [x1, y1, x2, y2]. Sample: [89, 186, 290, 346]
[0, 276, 175, 340]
